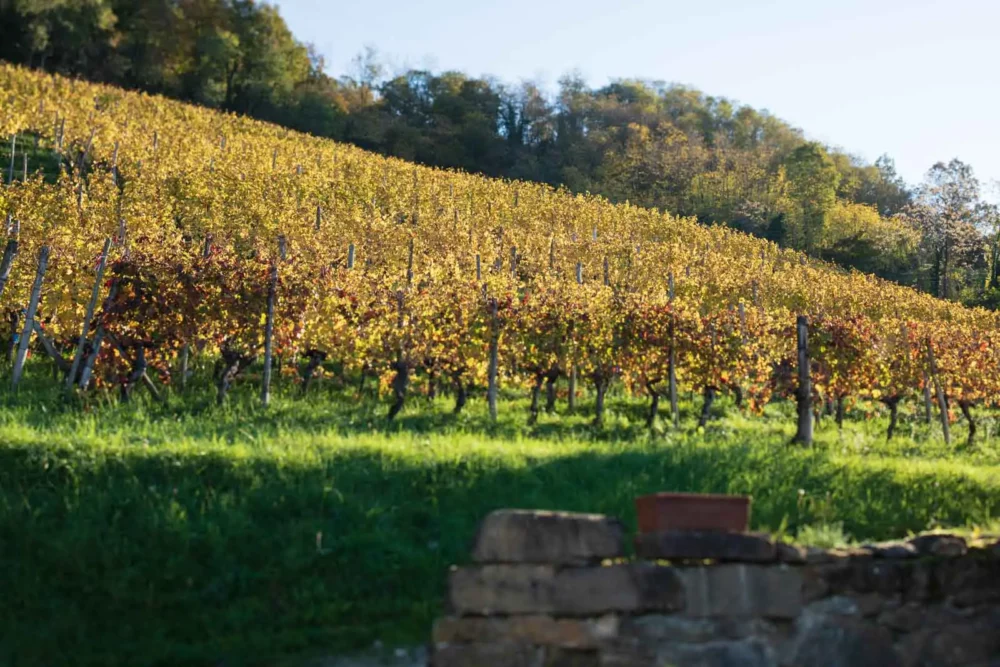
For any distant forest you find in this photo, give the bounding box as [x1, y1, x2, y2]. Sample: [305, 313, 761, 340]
[3, 0, 999, 306]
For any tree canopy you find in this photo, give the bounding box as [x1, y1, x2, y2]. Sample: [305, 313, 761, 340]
[1, 0, 997, 305]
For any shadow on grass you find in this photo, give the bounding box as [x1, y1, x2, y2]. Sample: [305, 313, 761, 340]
[1, 428, 997, 667]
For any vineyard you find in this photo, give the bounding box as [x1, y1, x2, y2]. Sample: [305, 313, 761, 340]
[0, 63, 998, 443]
[1, 63, 1000, 665]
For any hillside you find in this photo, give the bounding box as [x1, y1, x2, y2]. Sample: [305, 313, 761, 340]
[1, 64, 1000, 666]
[0, 62, 998, 420]
[2, 2, 998, 303]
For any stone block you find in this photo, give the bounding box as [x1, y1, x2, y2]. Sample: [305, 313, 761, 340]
[935, 558, 1000, 607]
[804, 547, 837, 564]
[922, 613, 1000, 666]
[621, 615, 784, 645]
[776, 542, 807, 564]
[840, 560, 905, 595]
[848, 592, 885, 617]
[598, 645, 657, 667]
[908, 534, 967, 558]
[432, 615, 618, 649]
[677, 564, 803, 619]
[903, 561, 935, 602]
[448, 563, 684, 616]
[788, 617, 900, 667]
[555, 563, 685, 615]
[634, 531, 776, 563]
[472, 509, 626, 565]
[430, 642, 544, 667]
[448, 564, 556, 615]
[659, 638, 778, 667]
[801, 595, 861, 619]
[894, 629, 931, 667]
[801, 567, 831, 603]
[878, 601, 926, 632]
[865, 541, 918, 559]
[553, 566, 641, 615]
[543, 648, 601, 667]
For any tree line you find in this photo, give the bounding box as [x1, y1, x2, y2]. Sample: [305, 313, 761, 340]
[1, 0, 998, 306]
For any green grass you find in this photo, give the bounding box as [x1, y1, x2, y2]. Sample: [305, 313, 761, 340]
[0, 362, 998, 666]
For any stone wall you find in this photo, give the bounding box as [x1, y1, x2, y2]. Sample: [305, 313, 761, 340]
[431, 510, 1000, 666]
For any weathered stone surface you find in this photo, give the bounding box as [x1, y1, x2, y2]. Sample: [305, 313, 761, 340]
[848, 592, 885, 617]
[621, 615, 785, 645]
[543, 649, 600, 667]
[430, 642, 544, 667]
[804, 547, 837, 564]
[832, 546, 875, 560]
[812, 560, 853, 594]
[599, 637, 777, 667]
[921, 613, 1000, 666]
[935, 558, 1000, 607]
[804, 546, 873, 565]
[472, 510, 626, 565]
[839, 559, 906, 595]
[437, 515, 1000, 667]
[556, 563, 685, 615]
[620, 615, 721, 644]
[908, 533, 968, 558]
[634, 531, 777, 563]
[878, 601, 926, 632]
[789, 617, 900, 667]
[811, 555, 904, 596]
[776, 542, 807, 564]
[449, 564, 684, 616]
[598, 645, 657, 667]
[553, 566, 643, 615]
[432, 615, 618, 649]
[865, 541, 918, 559]
[801, 567, 831, 603]
[448, 564, 556, 615]
[802, 595, 861, 618]
[659, 639, 777, 667]
[894, 629, 931, 667]
[677, 565, 803, 619]
[903, 561, 935, 602]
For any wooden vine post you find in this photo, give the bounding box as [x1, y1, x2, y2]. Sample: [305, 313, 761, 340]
[387, 240, 415, 420]
[568, 262, 584, 412]
[668, 272, 679, 428]
[0, 227, 20, 299]
[406, 238, 414, 286]
[12, 246, 50, 389]
[926, 339, 950, 445]
[261, 236, 284, 407]
[260, 262, 278, 407]
[487, 296, 499, 422]
[78, 274, 120, 391]
[922, 373, 934, 424]
[66, 237, 112, 390]
[794, 314, 813, 446]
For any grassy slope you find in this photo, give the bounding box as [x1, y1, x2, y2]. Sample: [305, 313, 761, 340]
[1, 366, 999, 666]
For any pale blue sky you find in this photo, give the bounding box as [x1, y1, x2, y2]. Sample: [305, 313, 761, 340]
[273, 0, 997, 194]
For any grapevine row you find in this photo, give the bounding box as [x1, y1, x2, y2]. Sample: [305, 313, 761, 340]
[0, 63, 996, 442]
